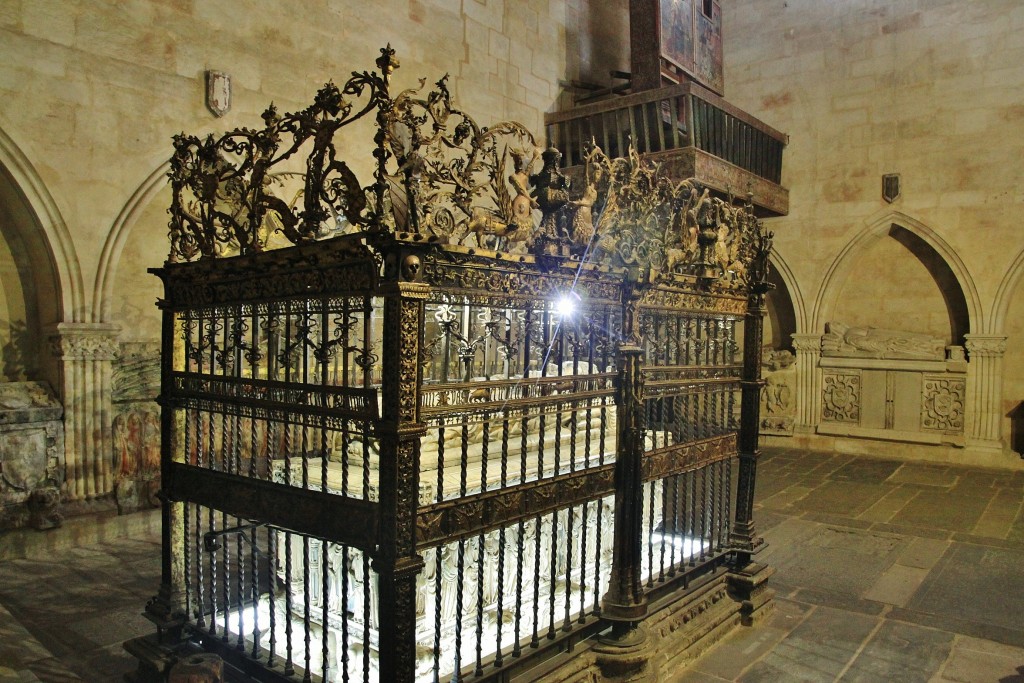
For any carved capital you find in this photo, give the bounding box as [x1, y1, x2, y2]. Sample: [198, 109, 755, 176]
[47, 323, 121, 361]
[964, 335, 1007, 358]
[791, 333, 822, 354]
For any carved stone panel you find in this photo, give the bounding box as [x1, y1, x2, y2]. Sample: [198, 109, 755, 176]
[0, 382, 64, 530]
[760, 347, 795, 435]
[921, 376, 966, 432]
[821, 372, 860, 423]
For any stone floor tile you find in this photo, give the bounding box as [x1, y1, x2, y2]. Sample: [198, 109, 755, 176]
[856, 485, 919, 524]
[20, 657, 80, 682]
[831, 458, 903, 484]
[788, 587, 888, 616]
[887, 464, 958, 488]
[937, 635, 1024, 683]
[758, 484, 817, 510]
[838, 620, 953, 682]
[861, 563, 929, 607]
[690, 600, 811, 681]
[889, 490, 989, 533]
[769, 528, 903, 606]
[799, 512, 873, 530]
[0, 605, 52, 670]
[895, 536, 950, 570]
[971, 489, 1024, 539]
[738, 607, 878, 683]
[907, 543, 1024, 635]
[869, 522, 951, 541]
[68, 606, 153, 649]
[791, 481, 895, 517]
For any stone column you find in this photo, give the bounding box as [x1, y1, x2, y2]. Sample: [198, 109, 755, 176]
[964, 334, 1007, 451]
[791, 333, 822, 434]
[47, 322, 120, 502]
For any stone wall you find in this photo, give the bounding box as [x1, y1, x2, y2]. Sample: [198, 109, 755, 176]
[723, 0, 1024, 466]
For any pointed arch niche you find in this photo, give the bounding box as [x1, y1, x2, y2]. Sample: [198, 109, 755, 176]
[0, 127, 82, 387]
[993, 248, 1024, 455]
[96, 162, 169, 342]
[758, 251, 805, 436]
[826, 224, 970, 345]
[764, 259, 799, 352]
[804, 215, 1004, 456]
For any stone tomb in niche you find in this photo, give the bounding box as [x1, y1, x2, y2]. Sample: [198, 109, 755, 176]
[0, 381, 64, 529]
[817, 322, 967, 446]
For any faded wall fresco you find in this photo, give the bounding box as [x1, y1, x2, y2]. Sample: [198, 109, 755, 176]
[111, 342, 161, 513]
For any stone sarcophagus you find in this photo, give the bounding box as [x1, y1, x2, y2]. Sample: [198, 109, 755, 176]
[0, 381, 64, 530]
[817, 322, 967, 446]
[128, 49, 776, 683]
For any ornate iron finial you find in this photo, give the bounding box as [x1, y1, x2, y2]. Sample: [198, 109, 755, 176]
[377, 44, 399, 82]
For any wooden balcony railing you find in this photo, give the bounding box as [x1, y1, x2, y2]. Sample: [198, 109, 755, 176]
[545, 81, 787, 185]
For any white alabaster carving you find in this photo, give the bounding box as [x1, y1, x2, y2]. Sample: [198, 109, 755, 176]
[965, 337, 1007, 358]
[760, 347, 796, 434]
[821, 322, 945, 360]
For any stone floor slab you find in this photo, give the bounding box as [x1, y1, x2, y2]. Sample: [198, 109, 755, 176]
[889, 490, 989, 533]
[737, 607, 878, 683]
[895, 536, 949, 570]
[861, 563, 929, 607]
[837, 620, 953, 682]
[907, 543, 1024, 635]
[791, 481, 894, 517]
[937, 635, 1024, 683]
[971, 489, 1024, 539]
[831, 458, 903, 484]
[886, 464, 958, 488]
[690, 599, 811, 681]
[855, 486, 919, 524]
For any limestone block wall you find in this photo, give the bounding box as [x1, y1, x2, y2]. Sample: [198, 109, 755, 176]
[0, 0, 581, 504]
[723, 0, 1024, 466]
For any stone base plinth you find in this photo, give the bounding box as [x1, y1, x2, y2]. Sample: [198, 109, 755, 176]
[518, 568, 770, 682]
[727, 562, 776, 626]
[123, 634, 177, 683]
[763, 432, 1024, 471]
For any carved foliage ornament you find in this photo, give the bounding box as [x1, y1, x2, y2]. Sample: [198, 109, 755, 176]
[166, 47, 774, 295]
[168, 47, 399, 261]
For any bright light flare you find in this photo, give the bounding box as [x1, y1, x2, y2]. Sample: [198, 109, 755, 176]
[554, 291, 581, 318]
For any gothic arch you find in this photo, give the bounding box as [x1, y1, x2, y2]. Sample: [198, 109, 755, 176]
[812, 211, 981, 338]
[990, 246, 1024, 335]
[93, 161, 169, 322]
[0, 125, 84, 323]
[767, 247, 807, 336]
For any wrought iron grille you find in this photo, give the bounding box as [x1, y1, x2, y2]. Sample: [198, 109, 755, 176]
[140, 48, 773, 683]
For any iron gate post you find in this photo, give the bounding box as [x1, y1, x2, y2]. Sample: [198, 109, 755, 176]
[375, 276, 429, 682]
[602, 271, 648, 632]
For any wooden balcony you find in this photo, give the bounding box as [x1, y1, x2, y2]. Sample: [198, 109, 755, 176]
[545, 81, 789, 217]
